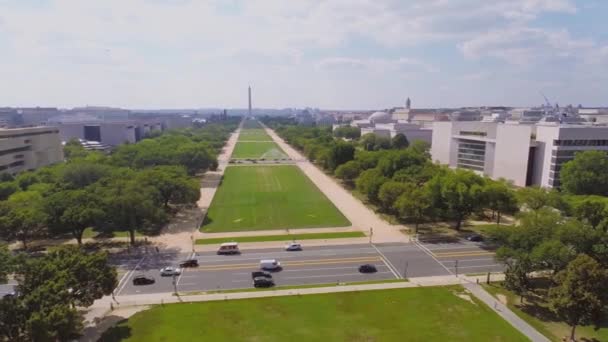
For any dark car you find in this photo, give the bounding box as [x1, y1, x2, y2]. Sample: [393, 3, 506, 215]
[253, 277, 275, 288]
[251, 271, 272, 279]
[358, 264, 377, 273]
[466, 234, 483, 242]
[132, 275, 155, 286]
[179, 259, 199, 268]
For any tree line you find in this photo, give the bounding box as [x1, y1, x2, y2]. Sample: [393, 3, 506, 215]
[0, 119, 239, 247]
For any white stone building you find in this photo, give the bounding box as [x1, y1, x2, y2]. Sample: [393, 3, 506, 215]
[0, 126, 63, 174]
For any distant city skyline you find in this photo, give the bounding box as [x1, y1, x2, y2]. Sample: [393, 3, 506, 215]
[0, 1, 606, 109]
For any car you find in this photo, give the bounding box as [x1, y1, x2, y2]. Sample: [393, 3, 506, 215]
[466, 234, 484, 242]
[358, 264, 377, 273]
[285, 242, 302, 251]
[253, 277, 275, 288]
[260, 259, 281, 271]
[179, 259, 199, 268]
[251, 271, 273, 279]
[160, 267, 182, 277]
[132, 275, 155, 285]
[217, 242, 240, 255]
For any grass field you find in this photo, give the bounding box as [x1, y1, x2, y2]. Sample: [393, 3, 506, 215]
[484, 282, 608, 341]
[195, 231, 365, 244]
[202, 165, 350, 232]
[231, 141, 287, 159]
[100, 286, 528, 342]
[238, 128, 272, 141]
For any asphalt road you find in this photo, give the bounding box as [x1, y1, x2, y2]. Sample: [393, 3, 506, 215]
[112, 241, 503, 296]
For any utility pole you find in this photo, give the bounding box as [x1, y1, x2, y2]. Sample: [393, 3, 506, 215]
[369, 227, 373, 244]
[403, 261, 408, 278]
[172, 274, 178, 296]
[455, 260, 459, 276]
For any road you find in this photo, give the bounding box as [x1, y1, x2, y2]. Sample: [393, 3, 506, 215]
[112, 240, 503, 296]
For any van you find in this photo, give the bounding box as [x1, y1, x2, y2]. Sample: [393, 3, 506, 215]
[260, 259, 281, 270]
[217, 242, 240, 255]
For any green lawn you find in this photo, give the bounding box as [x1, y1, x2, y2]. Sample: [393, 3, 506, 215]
[202, 165, 350, 232]
[242, 119, 264, 129]
[100, 286, 528, 342]
[238, 128, 272, 141]
[196, 231, 365, 244]
[231, 141, 287, 159]
[484, 282, 608, 342]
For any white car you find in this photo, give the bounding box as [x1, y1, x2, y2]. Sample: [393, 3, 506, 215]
[285, 242, 302, 251]
[260, 259, 281, 270]
[160, 267, 182, 277]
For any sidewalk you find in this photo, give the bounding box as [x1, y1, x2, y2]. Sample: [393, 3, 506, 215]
[194, 237, 369, 252]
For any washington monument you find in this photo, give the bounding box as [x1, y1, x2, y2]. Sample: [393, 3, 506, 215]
[248, 85, 252, 116]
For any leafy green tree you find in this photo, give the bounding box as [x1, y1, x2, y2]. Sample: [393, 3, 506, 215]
[377, 181, 410, 213]
[327, 142, 355, 171]
[63, 139, 89, 160]
[14, 172, 39, 190]
[0, 294, 25, 341]
[394, 186, 432, 233]
[560, 150, 608, 195]
[408, 140, 431, 159]
[483, 181, 519, 225]
[0, 244, 14, 283]
[360, 133, 377, 151]
[549, 254, 608, 341]
[531, 239, 575, 274]
[356, 168, 387, 203]
[516, 186, 551, 211]
[138, 166, 200, 208]
[44, 189, 105, 245]
[176, 142, 216, 175]
[333, 126, 361, 139]
[391, 133, 409, 149]
[59, 161, 111, 189]
[101, 178, 167, 244]
[503, 254, 532, 303]
[335, 161, 361, 186]
[573, 198, 606, 229]
[0, 191, 48, 249]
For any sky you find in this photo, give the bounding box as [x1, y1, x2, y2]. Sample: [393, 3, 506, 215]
[0, 0, 606, 110]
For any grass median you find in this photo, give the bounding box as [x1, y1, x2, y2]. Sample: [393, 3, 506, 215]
[196, 231, 364, 245]
[100, 286, 528, 341]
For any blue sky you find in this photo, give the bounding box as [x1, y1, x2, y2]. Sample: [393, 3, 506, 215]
[0, 0, 606, 109]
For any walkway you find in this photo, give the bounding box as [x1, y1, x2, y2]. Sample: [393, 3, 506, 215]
[463, 282, 550, 342]
[263, 125, 408, 243]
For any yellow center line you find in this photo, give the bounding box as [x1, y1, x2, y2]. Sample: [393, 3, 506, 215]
[187, 257, 382, 272]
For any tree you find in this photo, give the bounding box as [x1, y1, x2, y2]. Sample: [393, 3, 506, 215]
[63, 139, 89, 160]
[573, 198, 606, 229]
[0, 244, 14, 283]
[503, 254, 532, 303]
[0, 181, 18, 201]
[483, 181, 519, 225]
[101, 178, 167, 244]
[394, 186, 432, 233]
[391, 133, 409, 149]
[429, 169, 485, 230]
[560, 150, 608, 195]
[333, 126, 361, 139]
[360, 133, 377, 151]
[377, 181, 410, 213]
[516, 186, 551, 211]
[408, 140, 431, 159]
[59, 161, 111, 189]
[549, 254, 608, 341]
[327, 142, 355, 171]
[356, 168, 387, 203]
[335, 161, 361, 186]
[138, 166, 200, 209]
[0, 191, 48, 249]
[1, 246, 117, 341]
[176, 143, 216, 175]
[44, 189, 105, 245]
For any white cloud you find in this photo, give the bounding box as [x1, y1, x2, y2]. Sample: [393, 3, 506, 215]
[316, 56, 438, 73]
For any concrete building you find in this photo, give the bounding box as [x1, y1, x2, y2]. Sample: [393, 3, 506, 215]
[0, 126, 63, 174]
[431, 121, 608, 188]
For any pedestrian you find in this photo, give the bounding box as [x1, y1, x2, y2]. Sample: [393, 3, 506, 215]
[494, 301, 497, 310]
[155, 246, 159, 254]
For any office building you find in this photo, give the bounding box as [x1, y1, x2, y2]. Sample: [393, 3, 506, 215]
[431, 121, 608, 188]
[0, 126, 63, 174]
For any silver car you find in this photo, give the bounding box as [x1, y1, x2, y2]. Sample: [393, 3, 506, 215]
[160, 267, 182, 277]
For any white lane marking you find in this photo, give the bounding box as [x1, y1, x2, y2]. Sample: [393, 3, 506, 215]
[421, 245, 487, 251]
[114, 256, 146, 296]
[441, 257, 496, 263]
[413, 240, 454, 276]
[284, 271, 392, 280]
[177, 282, 197, 286]
[371, 244, 401, 279]
[452, 264, 503, 269]
[176, 269, 185, 287]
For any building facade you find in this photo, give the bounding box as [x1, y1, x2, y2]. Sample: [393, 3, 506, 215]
[431, 121, 608, 188]
[0, 126, 63, 174]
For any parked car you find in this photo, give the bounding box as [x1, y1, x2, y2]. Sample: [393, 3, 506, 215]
[466, 234, 483, 242]
[160, 267, 182, 277]
[179, 259, 199, 268]
[132, 275, 155, 285]
[260, 259, 281, 271]
[251, 271, 273, 279]
[358, 264, 377, 273]
[253, 277, 275, 288]
[285, 242, 302, 251]
[217, 242, 240, 255]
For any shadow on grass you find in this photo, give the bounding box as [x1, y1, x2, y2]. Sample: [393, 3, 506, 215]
[97, 319, 132, 342]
